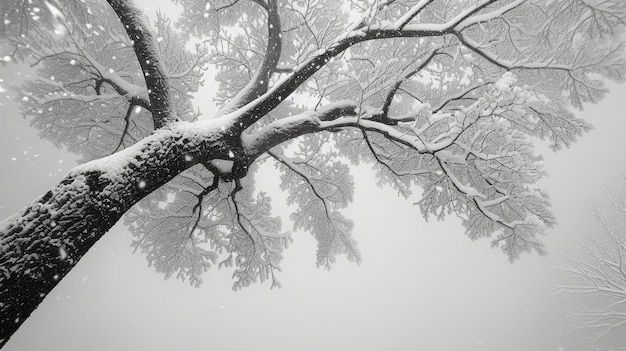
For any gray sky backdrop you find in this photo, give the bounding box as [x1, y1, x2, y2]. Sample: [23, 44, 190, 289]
[2, 2, 626, 350]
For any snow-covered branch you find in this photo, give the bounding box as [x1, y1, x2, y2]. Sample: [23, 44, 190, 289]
[0, 112, 244, 342]
[380, 47, 443, 117]
[396, 0, 436, 29]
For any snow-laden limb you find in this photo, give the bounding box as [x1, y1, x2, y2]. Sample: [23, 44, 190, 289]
[238, 74, 574, 261]
[0, 112, 244, 345]
[244, 75, 556, 260]
[379, 47, 444, 118]
[233, 27, 453, 130]
[177, 0, 623, 136]
[242, 100, 363, 155]
[416, 76, 555, 258]
[239, 3, 613, 132]
[396, 0, 436, 29]
[453, 0, 526, 31]
[555, 191, 626, 345]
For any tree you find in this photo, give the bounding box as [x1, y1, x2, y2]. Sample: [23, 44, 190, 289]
[0, 0, 624, 346]
[555, 186, 626, 350]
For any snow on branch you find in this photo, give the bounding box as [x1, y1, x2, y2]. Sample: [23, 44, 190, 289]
[396, 0, 436, 29]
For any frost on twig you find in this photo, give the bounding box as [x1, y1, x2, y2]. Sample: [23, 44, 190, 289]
[555, 189, 626, 345]
[269, 134, 359, 268]
[10, 0, 208, 162]
[126, 163, 291, 289]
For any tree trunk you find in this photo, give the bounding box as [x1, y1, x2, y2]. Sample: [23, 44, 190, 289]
[0, 118, 239, 347]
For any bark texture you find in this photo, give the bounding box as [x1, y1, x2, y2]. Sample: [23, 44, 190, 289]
[106, 0, 178, 128]
[0, 120, 238, 346]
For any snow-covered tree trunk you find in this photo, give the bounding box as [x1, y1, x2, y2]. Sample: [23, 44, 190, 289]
[0, 118, 241, 346]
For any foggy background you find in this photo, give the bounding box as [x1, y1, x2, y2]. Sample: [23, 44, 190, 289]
[2, 2, 626, 350]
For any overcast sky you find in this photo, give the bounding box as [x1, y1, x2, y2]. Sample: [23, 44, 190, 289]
[2, 2, 626, 351]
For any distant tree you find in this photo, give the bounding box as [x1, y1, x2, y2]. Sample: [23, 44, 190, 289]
[1, 0, 625, 346]
[555, 187, 626, 349]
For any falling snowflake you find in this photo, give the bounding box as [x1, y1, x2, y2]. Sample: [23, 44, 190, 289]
[59, 247, 68, 260]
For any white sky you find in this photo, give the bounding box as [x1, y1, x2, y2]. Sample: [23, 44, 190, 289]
[2, 2, 626, 350]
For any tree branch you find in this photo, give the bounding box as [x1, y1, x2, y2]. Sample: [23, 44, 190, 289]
[381, 48, 442, 117]
[111, 102, 135, 154]
[455, 31, 573, 71]
[217, 0, 282, 115]
[96, 77, 151, 109]
[432, 83, 488, 113]
[231, 1, 539, 131]
[0, 115, 241, 345]
[105, 0, 178, 129]
[453, 0, 526, 31]
[396, 0, 436, 29]
[189, 173, 220, 238]
[234, 26, 454, 131]
[361, 130, 429, 179]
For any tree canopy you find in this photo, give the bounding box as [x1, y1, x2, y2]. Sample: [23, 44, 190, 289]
[1, 0, 625, 346]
